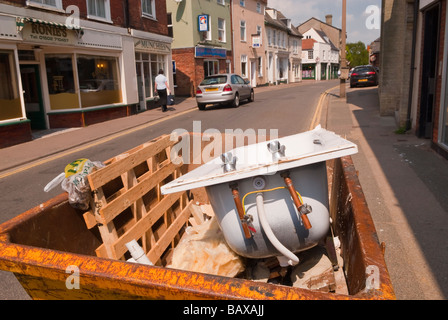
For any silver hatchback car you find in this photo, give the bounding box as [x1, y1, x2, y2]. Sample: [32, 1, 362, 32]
[196, 73, 254, 110]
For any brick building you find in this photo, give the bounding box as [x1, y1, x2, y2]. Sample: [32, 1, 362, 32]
[0, 0, 173, 148]
[167, 0, 232, 97]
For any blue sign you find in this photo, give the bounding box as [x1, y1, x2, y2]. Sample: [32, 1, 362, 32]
[198, 15, 209, 32]
[195, 47, 227, 59]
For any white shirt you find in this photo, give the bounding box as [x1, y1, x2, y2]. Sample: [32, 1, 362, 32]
[155, 74, 168, 90]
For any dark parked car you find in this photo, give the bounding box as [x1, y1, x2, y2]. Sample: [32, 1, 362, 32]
[350, 65, 378, 88]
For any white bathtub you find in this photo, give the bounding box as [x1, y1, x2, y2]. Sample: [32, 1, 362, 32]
[161, 126, 358, 265]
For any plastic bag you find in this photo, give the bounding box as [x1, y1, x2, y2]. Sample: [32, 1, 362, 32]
[44, 158, 105, 210]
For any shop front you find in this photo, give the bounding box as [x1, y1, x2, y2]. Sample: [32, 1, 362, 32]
[302, 64, 316, 80]
[0, 13, 136, 148]
[133, 33, 173, 111]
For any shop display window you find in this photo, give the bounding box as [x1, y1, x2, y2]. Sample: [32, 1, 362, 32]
[45, 54, 79, 110]
[77, 55, 121, 107]
[0, 50, 23, 121]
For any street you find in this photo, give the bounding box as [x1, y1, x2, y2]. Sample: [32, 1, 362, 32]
[0, 80, 337, 300]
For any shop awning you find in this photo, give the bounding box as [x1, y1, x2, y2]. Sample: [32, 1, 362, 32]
[16, 17, 84, 37]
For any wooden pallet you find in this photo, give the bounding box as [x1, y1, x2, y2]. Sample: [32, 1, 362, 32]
[83, 134, 195, 265]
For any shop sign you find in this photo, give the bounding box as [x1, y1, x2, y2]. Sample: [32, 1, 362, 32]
[134, 39, 171, 53]
[195, 47, 226, 59]
[198, 15, 209, 32]
[21, 21, 77, 45]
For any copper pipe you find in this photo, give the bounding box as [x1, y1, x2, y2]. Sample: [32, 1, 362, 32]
[230, 184, 252, 239]
[281, 173, 312, 230]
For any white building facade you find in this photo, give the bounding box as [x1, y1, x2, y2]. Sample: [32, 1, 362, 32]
[301, 28, 339, 80]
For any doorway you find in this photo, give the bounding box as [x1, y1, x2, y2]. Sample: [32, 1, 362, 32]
[419, 5, 440, 138]
[250, 60, 257, 87]
[20, 64, 46, 130]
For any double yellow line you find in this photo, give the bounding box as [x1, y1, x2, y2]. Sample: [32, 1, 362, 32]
[309, 84, 339, 130]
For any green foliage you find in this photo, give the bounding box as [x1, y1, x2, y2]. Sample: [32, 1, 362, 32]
[346, 41, 369, 67]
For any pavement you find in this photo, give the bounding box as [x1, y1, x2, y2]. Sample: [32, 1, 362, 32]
[1, 81, 447, 300]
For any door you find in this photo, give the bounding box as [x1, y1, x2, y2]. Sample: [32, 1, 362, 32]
[419, 5, 440, 138]
[20, 64, 46, 130]
[250, 60, 257, 87]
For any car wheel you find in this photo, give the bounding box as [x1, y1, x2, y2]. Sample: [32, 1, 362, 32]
[248, 90, 254, 102]
[197, 103, 206, 110]
[232, 93, 240, 108]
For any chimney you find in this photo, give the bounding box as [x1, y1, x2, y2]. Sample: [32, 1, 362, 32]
[325, 14, 333, 25]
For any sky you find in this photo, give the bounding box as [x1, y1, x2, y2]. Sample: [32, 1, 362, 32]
[267, 0, 381, 46]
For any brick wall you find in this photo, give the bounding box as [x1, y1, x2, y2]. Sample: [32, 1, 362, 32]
[172, 48, 197, 96]
[173, 48, 233, 97]
[4, 0, 168, 35]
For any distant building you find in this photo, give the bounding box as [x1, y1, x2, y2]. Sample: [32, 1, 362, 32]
[301, 28, 339, 80]
[0, 0, 172, 148]
[231, 0, 267, 87]
[368, 37, 381, 69]
[167, 0, 232, 97]
[264, 7, 302, 85]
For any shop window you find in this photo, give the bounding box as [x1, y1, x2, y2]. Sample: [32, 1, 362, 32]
[204, 60, 219, 77]
[77, 55, 121, 108]
[0, 50, 22, 121]
[45, 54, 79, 110]
[151, 54, 165, 91]
[135, 53, 166, 100]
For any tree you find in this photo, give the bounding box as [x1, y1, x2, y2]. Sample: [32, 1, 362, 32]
[346, 41, 369, 67]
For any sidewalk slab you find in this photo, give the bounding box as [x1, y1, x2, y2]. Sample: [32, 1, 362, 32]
[325, 86, 448, 300]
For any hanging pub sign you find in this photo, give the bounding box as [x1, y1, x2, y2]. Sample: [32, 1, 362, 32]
[198, 14, 209, 32]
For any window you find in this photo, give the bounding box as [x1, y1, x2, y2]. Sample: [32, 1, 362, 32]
[167, 13, 173, 38]
[45, 54, 78, 110]
[273, 30, 276, 46]
[241, 55, 247, 78]
[240, 0, 245, 7]
[200, 14, 212, 41]
[142, 0, 156, 19]
[256, 2, 262, 14]
[77, 55, 121, 108]
[87, 0, 111, 21]
[204, 60, 219, 77]
[231, 75, 245, 84]
[217, 0, 225, 5]
[0, 50, 22, 121]
[27, 0, 62, 10]
[258, 56, 263, 77]
[267, 29, 271, 46]
[240, 20, 246, 42]
[308, 51, 313, 59]
[218, 18, 226, 42]
[293, 40, 298, 54]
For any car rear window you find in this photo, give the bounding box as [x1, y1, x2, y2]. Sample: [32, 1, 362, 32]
[200, 76, 227, 85]
[354, 67, 375, 73]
